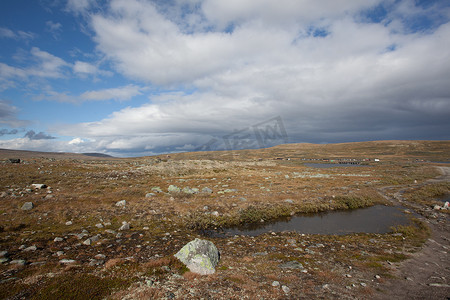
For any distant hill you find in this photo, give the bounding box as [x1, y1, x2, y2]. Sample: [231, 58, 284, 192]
[0, 148, 116, 160]
[81, 153, 114, 158]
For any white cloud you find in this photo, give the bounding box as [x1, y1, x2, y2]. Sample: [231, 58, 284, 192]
[80, 84, 142, 101]
[0, 27, 35, 40]
[73, 60, 113, 77]
[45, 21, 63, 39]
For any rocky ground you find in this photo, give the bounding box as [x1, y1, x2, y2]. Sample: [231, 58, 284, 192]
[0, 142, 449, 299]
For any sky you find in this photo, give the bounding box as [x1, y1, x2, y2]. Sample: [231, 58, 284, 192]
[0, 0, 449, 157]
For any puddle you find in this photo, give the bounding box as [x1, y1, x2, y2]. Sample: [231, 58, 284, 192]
[304, 163, 370, 168]
[207, 205, 412, 237]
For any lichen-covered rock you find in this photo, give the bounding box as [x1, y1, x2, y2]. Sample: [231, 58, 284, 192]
[168, 185, 181, 193]
[174, 238, 219, 275]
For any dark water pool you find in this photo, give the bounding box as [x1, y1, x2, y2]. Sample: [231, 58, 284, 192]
[304, 163, 370, 168]
[208, 205, 412, 237]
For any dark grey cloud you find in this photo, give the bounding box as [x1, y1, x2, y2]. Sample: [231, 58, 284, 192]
[24, 130, 56, 140]
[0, 128, 19, 136]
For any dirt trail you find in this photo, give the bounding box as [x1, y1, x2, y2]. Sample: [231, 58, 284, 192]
[374, 166, 450, 299]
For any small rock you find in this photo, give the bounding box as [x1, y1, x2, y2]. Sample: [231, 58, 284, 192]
[56, 251, 64, 256]
[21, 202, 34, 210]
[105, 229, 117, 234]
[59, 259, 76, 264]
[151, 187, 163, 193]
[0, 192, 8, 198]
[375, 275, 381, 279]
[282, 285, 290, 294]
[115, 200, 126, 207]
[83, 239, 92, 246]
[433, 205, 442, 210]
[0, 257, 10, 264]
[119, 222, 130, 231]
[168, 185, 181, 193]
[65, 221, 73, 226]
[95, 254, 106, 260]
[145, 193, 155, 198]
[31, 184, 47, 189]
[10, 260, 26, 266]
[444, 202, 449, 209]
[360, 282, 367, 287]
[272, 281, 280, 287]
[0, 251, 8, 258]
[201, 187, 213, 194]
[345, 274, 352, 278]
[95, 223, 104, 228]
[23, 245, 37, 252]
[284, 199, 294, 204]
[44, 194, 54, 200]
[53, 237, 63, 242]
[211, 211, 219, 217]
[279, 261, 304, 269]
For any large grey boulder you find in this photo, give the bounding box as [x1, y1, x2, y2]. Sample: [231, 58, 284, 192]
[174, 238, 220, 275]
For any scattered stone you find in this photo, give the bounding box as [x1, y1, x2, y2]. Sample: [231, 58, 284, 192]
[183, 187, 197, 194]
[239, 197, 247, 202]
[444, 202, 449, 209]
[223, 189, 237, 193]
[56, 251, 64, 256]
[59, 259, 76, 264]
[0, 192, 7, 198]
[174, 238, 220, 275]
[23, 245, 37, 252]
[44, 194, 54, 200]
[115, 200, 126, 207]
[95, 254, 106, 260]
[272, 281, 280, 287]
[0, 258, 9, 264]
[151, 187, 163, 193]
[428, 283, 450, 288]
[278, 261, 304, 269]
[360, 282, 367, 287]
[375, 275, 381, 279]
[9, 158, 20, 164]
[10, 260, 26, 266]
[211, 211, 219, 217]
[168, 185, 181, 193]
[284, 199, 294, 204]
[145, 193, 155, 198]
[345, 274, 352, 278]
[0, 251, 8, 258]
[105, 229, 117, 235]
[95, 223, 104, 228]
[21, 202, 34, 210]
[65, 221, 73, 226]
[119, 222, 130, 231]
[83, 239, 92, 246]
[282, 285, 290, 294]
[201, 187, 213, 194]
[31, 184, 47, 189]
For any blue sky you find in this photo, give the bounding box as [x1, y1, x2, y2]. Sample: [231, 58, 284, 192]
[0, 0, 449, 157]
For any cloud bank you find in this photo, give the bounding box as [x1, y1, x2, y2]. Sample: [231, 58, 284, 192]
[1, 0, 449, 156]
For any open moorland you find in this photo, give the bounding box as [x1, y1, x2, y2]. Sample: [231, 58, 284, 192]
[0, 140, 449, 299]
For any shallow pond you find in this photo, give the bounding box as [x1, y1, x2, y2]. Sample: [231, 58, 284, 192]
[208, 205, 412, 237]
[304, 163, 370, 168]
